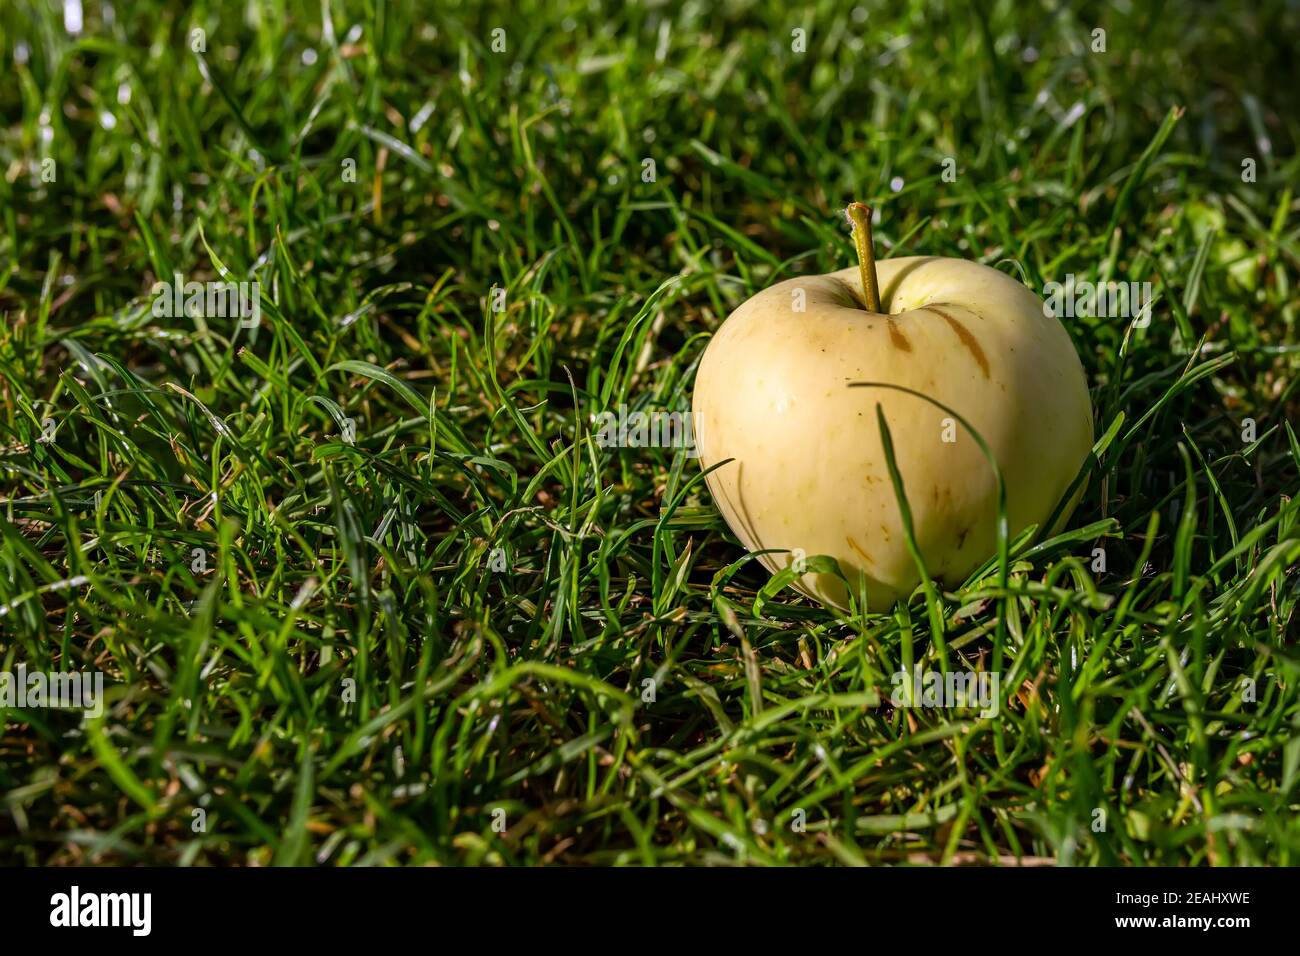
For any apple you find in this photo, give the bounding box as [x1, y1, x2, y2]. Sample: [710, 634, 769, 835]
[692, 204, 1093, 610]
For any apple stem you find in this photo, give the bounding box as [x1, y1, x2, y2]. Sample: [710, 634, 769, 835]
[847, 202, 881, 313]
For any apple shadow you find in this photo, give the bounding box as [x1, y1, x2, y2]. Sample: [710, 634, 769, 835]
[879, 256, 943, 312]
[839, 256, 944, 313]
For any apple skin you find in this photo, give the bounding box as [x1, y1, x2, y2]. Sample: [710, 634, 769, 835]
[692, 255, 1093, 610]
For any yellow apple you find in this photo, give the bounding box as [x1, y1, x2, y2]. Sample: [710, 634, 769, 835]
[692, 205, 1093, 610]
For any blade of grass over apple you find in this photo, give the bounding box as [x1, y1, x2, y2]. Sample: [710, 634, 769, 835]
[852, 384, 1010, 662]
[872, 404, 949, 668]
[753, 554, 848, 620]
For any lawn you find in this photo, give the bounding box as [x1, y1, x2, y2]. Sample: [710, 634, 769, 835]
[1, 0, 1298, 866]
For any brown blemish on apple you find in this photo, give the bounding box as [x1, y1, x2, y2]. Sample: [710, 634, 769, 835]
[885, 319, 912, 352]
[956, 525, 971, 549]
[929, 484, 956, 513]
[845, 535, 873, 565]
[928, 306, 990, 379]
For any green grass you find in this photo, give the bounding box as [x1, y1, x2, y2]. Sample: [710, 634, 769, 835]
[1, 0, 1298, 866]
